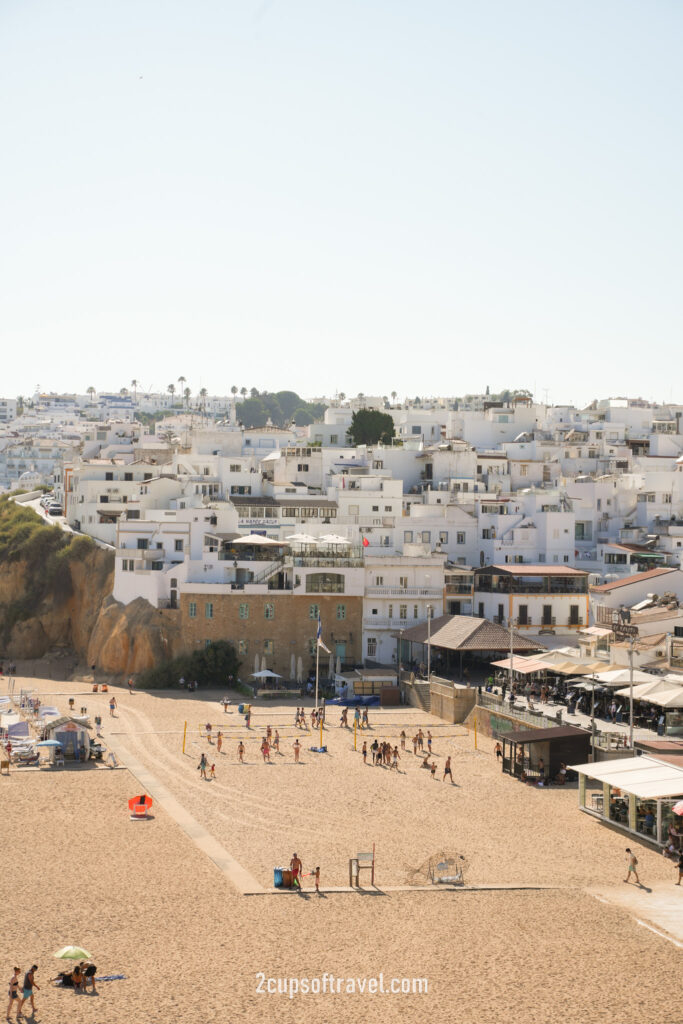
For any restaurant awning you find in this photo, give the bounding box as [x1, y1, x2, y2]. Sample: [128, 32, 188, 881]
[580, 626, 614, 637]
[568, 755, 683, 799]
[490, 657, 549, 674]
[505, 725, 590, 744]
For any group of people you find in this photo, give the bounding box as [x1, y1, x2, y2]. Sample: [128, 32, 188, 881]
[362, 739, 401, 770]
[294, 707, 325, 729]
[288, 852, 320, 893]
[7, 965, 39, 1018]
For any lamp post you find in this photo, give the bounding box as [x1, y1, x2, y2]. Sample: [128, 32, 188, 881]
[628, 636, 635, 749]
[508, 605, 515, 693]
[427, 605, 432, 681]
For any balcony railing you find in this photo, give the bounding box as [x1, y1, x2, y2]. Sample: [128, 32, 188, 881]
[366, 586, 442, 597]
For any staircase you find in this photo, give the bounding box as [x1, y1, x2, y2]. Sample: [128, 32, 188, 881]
[412, 680, 432, 712]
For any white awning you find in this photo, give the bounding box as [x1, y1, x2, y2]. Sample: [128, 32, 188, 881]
[569, 755, 683, 799]
[580, 626, 613, 637]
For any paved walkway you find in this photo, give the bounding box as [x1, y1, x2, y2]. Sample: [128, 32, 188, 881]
[590, 883, 683, 946]
[108, 734, 265, 895]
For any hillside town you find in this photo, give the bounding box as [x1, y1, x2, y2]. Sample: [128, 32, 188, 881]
[2, 388, 683, 686]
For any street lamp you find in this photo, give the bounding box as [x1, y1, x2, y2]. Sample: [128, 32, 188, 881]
[427, 605, 432, 680]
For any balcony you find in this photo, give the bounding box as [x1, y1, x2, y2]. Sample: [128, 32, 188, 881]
[366, 586, 443, 597]
[363, 617, 412, 629]
[445, 583, 474, 594]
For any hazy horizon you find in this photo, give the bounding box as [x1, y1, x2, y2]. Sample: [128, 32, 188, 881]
[2, 1, 681, 406]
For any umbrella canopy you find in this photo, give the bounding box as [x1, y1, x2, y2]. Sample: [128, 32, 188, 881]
[595, 669, 657, 685]
[290, 653, 296, 679]
[296, 656, 303, 683]
[128, 794, 153, 811]
[232, 534, 284, 546]
[286, 533, 318, 545]
[328, 652, 334, 678]
[250, 669, 282, 679]
[614, 679, 675, 700]
[36, 739, 62, 747]
[261, 655, 267, 672]
[318, 534, 350, 545]
[672, 801, 683, 816]
[54, 946, 91, 960]
[254, 653, 260, 674]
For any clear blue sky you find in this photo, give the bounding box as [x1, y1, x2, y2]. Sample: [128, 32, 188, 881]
[1, 0, 680, 405]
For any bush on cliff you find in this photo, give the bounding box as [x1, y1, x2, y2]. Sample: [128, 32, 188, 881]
[136, 640, 242, 690]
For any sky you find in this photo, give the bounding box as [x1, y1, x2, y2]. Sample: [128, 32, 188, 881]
[1, 0, 681, 406]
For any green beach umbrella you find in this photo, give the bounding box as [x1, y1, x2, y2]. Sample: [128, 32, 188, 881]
[54, 946, 91, 960]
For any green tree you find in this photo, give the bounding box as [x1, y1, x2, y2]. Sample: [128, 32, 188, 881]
[293, 408, 314, 426]
[347, 409, 395, 446]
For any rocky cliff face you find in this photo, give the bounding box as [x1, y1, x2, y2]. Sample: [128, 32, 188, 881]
[0, 544, 182, 676]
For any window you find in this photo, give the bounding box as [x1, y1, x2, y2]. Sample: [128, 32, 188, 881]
[457, 532, 466, 544]
[367, 637, 377, 657]
[282, 507, 298, 517]
[605, 553, 628, 565]
[205, 602, 213, 619]
[239, 603, 249, 618]
[264, 602, 274, 620]
[414, 604, 419, 618]
[482, 529, 491, 540]
[124, 472, 133, 481]
[297, 463, 309, 472]
[478, 602, 484, 618]
[238, 639, 248, 655]
[563, 555, 569, 562]
[375, 577, 384, 586]
[230, 464, 241, 472]
[520, 465, 528, 477]
[137, 538, 148, 550]
[309, 604, 319, 619]
[105, 471, 113, 481]
[189, 602, 197, 618]
[399, 604, 407, 619]
[384, 505, 392, 512]
[421, 531, 430, 543]
[308, 637, 317, 656]
[144, 473, 152, 481]
[518, 605, 528, 625]
[330, 435, 338, 444]
[569, 605, 580, 625]
[372, 505, 379, 512]
[175, 539, 184, 552]
[439, 531, 448, 544]
[263, 639, 274, 655]
[399, 576, 408, 588]
[151, 561, 163, 571]
[336, 604, 346, 620]
[388, 604, 393, 619]
[404, 531, 413, 543]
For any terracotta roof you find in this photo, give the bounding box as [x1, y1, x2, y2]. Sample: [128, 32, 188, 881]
[397, 615, 544, 653]
[590, 567, 677, 593]
[479, 565, 589, 576]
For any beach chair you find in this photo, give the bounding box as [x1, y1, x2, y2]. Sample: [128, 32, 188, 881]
[0, 757, 9, 775]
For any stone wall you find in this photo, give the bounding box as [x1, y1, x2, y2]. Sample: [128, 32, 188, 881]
[430, 680, 477, 723]
[179, 592, 362, 679]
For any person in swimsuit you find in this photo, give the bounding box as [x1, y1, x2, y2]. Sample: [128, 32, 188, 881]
[427, 731, 433, 754]
[624, 848, 640, 885]
[18, 965, 39, 1016]
[109, 696, 117, 717]
[443, 756, 453, 783]
[72, 963, 84, 992]
[290, 853, 303, 889]
[198, 752, 208, 779]
[430, 761, 437, 779]
[210, 763, 216, 779]
[293, 739, 301, 763]
[205, 723, 213, 744]
[7, 967, 20, 1018]
[237, 741, 245, 763]
[400, 730, 406, 751]
[273, 729, 280, 754]
[216, 731, 223, 754]
[362, 741, 367, 764]
[83, 962, 97, 991]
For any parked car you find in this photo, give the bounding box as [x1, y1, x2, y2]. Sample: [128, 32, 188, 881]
[47, 504, 63, 516]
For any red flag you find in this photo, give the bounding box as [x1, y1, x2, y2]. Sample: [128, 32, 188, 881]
[362, 536, 369, 547]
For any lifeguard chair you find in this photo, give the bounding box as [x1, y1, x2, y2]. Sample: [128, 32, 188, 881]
[349, 845, 375, 887]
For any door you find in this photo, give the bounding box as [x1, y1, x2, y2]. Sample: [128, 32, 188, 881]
[542, 605, 552, 626]
[335, 642, 346, 668]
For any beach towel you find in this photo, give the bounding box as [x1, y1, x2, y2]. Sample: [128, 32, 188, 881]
[95, 975, 127, 982]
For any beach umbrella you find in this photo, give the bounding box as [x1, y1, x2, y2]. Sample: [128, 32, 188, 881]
[54, 946, 91, 960]
[296, 656, 303, 684]
[232, 534, 284, 546]
[286, 533, 318, 545]
[290, 653, 296, 680]
[128, 794, 153, 812]
[318, 534, 350, 546]
[254, 653, 260, 674]
[328, 652, 334, 679]
[251, 670, 282, 679]
[672, 801, 683, 816]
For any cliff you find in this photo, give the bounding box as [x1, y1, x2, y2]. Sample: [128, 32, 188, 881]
[0, 499, 181, 676]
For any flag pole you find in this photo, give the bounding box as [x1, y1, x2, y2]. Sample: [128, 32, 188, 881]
[315, 630, 320, 713]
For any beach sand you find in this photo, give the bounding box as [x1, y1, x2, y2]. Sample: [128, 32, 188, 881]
[3, 676, 682, 1024]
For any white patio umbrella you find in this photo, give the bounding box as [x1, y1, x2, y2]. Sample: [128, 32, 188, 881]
[286, 533, 318, 545]
[318, 534, 350, 545]
[261, 655, 267, 672]
[233, 534, 285, 546]
[290, 653, 296, 680]
[254, 653, 260, 674]
[594, 669, 657, 685]
[296, 656, 303, 684]
[250, 669, 283, 679]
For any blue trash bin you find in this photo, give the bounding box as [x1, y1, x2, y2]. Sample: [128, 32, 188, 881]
[274, 867, 283, 888]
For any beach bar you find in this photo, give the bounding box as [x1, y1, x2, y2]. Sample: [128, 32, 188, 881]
[569, 754, 683, 847]
[502, 725, 592, 781]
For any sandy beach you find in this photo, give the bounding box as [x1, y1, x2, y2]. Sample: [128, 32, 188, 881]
[3, 675, 682, 1024]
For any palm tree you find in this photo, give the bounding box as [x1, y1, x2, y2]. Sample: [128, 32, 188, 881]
[87, 386, 96, 403]
[178, 375, 186, 396]
[249, 387, 259, 399]
[120, 387, 129, 396]
[131, 379, 139, 402]
[391, 391, 397, 403]
[183, 386, 191, 409]
[167, 383, 176, 406]
[240, 387, 247, 398]
[338, 392, 346, 402]
[199, 387, 208, 419]
[231, 385, 238, 397]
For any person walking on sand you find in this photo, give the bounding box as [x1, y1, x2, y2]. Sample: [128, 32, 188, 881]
[400, 730, 406, 751]
[17, 965, 39, 1017]
[313, 866, 320, 893]
[430, 761, 437, 780]
[206, 723, 213, 744]
[7, 966, 20, 1019]
[391, 746, 400, 771]
[290, 853, 303, 889]
[273, 729, 280, 754]
[293, 738, 301, 763]
[210, 763, 216, 779]
[217, 731, 223, 755]
[109, 696, 117, 717]
[443, 756, 453, 783]
[128, 677, 134, 694]
[362, 740, 367, 764]
[427, 731, 433, 754]
[418, 729, 424, 752]
[199, 752, 208, 779]
[675, 850, 683, 886]
[623, 848, 641, 885]
[238, 741, 245, 763]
